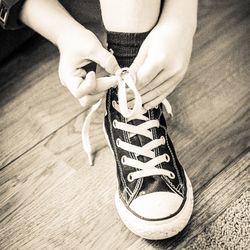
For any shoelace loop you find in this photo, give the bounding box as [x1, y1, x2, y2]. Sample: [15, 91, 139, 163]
[116, 67, 142, 118]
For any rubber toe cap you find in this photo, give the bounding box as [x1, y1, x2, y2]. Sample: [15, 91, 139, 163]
[129, 191, 183, 220]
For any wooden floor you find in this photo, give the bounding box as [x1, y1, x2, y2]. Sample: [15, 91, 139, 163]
[0, 1, 249, 249]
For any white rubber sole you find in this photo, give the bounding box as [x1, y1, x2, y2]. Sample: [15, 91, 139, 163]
[103, 122, 193, 240]
[115, 172, 193, 240]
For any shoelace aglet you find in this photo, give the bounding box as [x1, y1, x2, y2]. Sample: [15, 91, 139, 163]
[87, 151, 94, 166]
[82, 100, 102, 167]
[162, 99, 173, 117]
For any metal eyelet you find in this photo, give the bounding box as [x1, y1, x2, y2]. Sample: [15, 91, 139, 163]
[116, 67, 130, 79]
[113, 120, 117, 128]
[160, 136, 165, 144]
[112, 100, 116, 108]
[127, 173, 134, 182]
[165, 153, 170, 162]
[109, 48, 114, 54]
[169, 172, 175, 179]
[139, 191, 146, 196]
[116, 138, 121, 147]
[121, 155, 126, 164]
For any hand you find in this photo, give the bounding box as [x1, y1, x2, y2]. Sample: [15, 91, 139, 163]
[57, 23, 120, 109]
[131, 22, 195, 110]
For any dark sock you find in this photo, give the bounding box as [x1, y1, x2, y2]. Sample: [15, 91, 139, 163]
[107, 31, 149, 68]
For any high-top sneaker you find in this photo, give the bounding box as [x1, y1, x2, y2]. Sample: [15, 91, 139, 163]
[102, 32, 193, 240]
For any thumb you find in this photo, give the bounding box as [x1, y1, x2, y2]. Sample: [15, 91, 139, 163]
[92, 47, 120, 75]
[136, 55, 163, 89]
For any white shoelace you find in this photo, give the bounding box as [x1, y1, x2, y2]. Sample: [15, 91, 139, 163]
[82, 67, 175, 181]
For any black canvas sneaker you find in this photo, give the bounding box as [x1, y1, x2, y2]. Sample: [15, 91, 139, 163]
[102, 68, 194, 240]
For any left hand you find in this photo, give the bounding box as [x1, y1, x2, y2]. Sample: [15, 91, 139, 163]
[130, 22, 195, 110]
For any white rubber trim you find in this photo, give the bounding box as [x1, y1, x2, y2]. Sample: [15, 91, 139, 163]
[115, 172, 193, 240]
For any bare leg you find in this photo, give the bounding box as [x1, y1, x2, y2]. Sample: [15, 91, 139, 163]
[99, 0, 161, 33]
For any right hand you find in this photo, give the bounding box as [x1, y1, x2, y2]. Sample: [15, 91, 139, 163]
[57, 23, 120, 109]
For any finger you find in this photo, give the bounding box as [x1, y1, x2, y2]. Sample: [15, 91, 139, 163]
[59, 58, 86, 87]
[73, 68, 87, 78]
[144, 94, 166, 110]
[94, 75, 118, 93]
[137, 55, 164, 89]
[92, 47, 120, 74]
[71, 71, 96, 98]
[142, 74, 182, 107]
[79, 92, 105, 110]
[59, 59, 96, 98]
[139, 69, 175, 96]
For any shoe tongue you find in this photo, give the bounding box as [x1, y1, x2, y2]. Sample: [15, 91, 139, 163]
[129, 125, 151, 162]
[128, 106, 162, 163]
[140, 176, 174, 195]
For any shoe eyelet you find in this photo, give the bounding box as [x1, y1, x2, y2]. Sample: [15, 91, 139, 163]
[139, 191, 146, 196]
[169, 172, 175, 179]
[165, 153, 170, 162]
[160, 136, 165, 144]
[127, 173, 134, 182]
[121, 155, 126, 164]
[113, 120, 117, 128]
[112, 100, 116, 108]
[155, 105, 159, 109]
[116, 138, 121, 147]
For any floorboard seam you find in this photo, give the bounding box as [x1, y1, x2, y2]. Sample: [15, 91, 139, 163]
[193, 146, 250, 195]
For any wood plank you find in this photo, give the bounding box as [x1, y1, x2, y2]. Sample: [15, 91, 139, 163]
[0, 145, 76, 224]
[166, 0, 250, 190]
[128, 150, 250, 250]
[0, 144, 123, 249]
